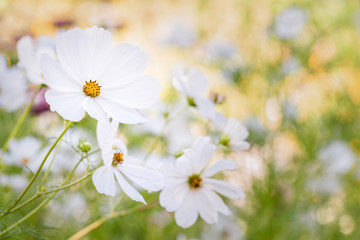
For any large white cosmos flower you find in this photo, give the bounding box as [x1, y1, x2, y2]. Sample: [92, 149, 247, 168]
[159, 137, 245, 228]
[172, 65, 226, 128]
[92, 120, 164, 203]
[40, 26, 161, 124]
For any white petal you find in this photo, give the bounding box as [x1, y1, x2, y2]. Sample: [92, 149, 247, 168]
[159, 181, 188, 212]
[40, 54, 82, 91]
[196, 189, 218, 224]
[97, 97, 147, 124]
[202, 186, 231, 216]
[192, 137, 215, 174]
[175, 150, 194, 176]
[92, 166, 117, 196]
[202, 159, 237, 178]
[56, 27, 113, 82]
[101, 75, 161, 109]
[112, 138, 128, 155]
[113, 169, 146, 204]
[186, 68, 209, 96]
[96, 120, 119, 148]
[0, 53, 8, 72]
[81, 97, 109, 124]
[174, 191, 199, 228]
[204, 178, 245, 199]
[231, 141, 250, 152]
[172, 64, 188, 96]
[97, 43, 146, 84]
[160, 162, 187, 178]
[45, 89, 85, 121]
[119, 162, 164, 191]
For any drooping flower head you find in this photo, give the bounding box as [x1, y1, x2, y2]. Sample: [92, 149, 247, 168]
[92, 121, 164, 203]
[159, 137, 244, 228]
[172, 65, 226, 128]
[41, 26, 161, 124]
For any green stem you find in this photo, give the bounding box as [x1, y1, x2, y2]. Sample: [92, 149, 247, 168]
[144, 105, 188, 161]
[0, 153, 91, 237]
[2, 86, 41, 152]
[0, 121, 73, 218]
[67, 201, 159, 240]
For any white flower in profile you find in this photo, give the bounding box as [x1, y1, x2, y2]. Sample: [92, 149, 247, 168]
[274, 6, 307, 40]
[159, 137, 245, 228]
[219, 118, 250, 152]
[92, 121, 164, 203]
[41, 26, 161, 124]
[172, 65, 226, 128]
[0, 54, 28, 112]
[3, 136, 42, 171]
[17, 35, 56, 85]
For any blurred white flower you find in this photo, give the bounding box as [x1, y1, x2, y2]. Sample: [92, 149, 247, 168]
[306, 175, 342, 195]
[41, 26, 161, 124]
[92, 121, 164, 203]
[160, 19, 197, 48]
[159, 137, 244, 228]
[0, 54, 28, 112]
[3, 136, 42, 171]
[219, 118, 250, 152]
[281, 57, 301, 75]
[0, 174, 28, 192]
[274, 6, 307, 40]
[17, 35, 56, 85]
[202, 215, 243, 240]
[205, 39, 239, 62]
[172, 65, 226, 128]
[318, 141, 355, 175]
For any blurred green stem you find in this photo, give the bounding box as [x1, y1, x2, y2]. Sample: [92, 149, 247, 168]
[0, 151, 92, 237]
[0, 121, 73, 218]
[2, 86, 41, 152]
[68, 200, 159, 240]
[144, 105, 188, 160]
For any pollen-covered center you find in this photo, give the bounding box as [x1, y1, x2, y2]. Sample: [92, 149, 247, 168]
[188, 175, 202, 189]
[83, 80, 101, 97]
[112, 152, 124, 167]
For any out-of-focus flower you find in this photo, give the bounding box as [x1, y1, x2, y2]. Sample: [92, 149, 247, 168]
[31, 88, 50, 114]
[0, 54, 28, 112]
[92, 121, 164, 203]
[160, 19, 197, 48]
[17, 35, 56, 85]
[281, 100, 299, 120]
[318, 141, 355, 175]
[172, 65, 226, 128]
[0, 174, 28, 192]
[41, 26, 161, 124]
[202, 215, 243, 240]
[3, 136, 42, 171]
[306, 175, 342, 195]
[281, 57, 301, 75]
[159, 137, 244, 228]
[219, 118, 250, 152]
[205, 39, 239, 62]
[274, 6, 307, 40]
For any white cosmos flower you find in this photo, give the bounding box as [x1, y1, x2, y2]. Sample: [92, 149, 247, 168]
[219, 118, 250, 152]
[40, 26, 161, 124]
[3, 136, 42, 172]
[17, 35, 56, 85]
[274, 6, 307, 40]
[0, 54, 28, 112]
[159, 137, 245, 228]
[92, 120, 164, 203]
[172, 65, 226, 128]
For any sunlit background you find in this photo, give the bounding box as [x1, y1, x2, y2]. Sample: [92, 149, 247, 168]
[1, 0, 360, 239]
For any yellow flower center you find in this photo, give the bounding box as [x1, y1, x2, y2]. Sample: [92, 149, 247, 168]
[188, 175, 202, 189]
[22, 158, 29, 164]
[83, 80, 101, 97]
[112, 152, 124, 167]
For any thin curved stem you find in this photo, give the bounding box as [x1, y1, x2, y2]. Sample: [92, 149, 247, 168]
[67, 201, 159, 240]
[2, 86, 41, 152]
[0, 121, 73, 218]
[144, 105, 188, 161]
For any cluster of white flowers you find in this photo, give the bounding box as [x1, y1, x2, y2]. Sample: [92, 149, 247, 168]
[1, 26, 250, 229]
